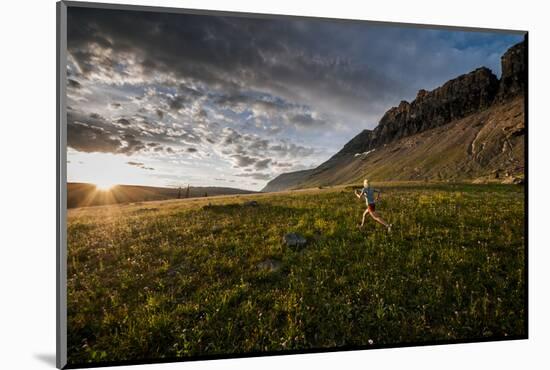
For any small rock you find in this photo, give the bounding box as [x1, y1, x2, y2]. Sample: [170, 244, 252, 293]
[512, 177, 524, 185]
[502, 176, 524, 185]
[256, 258, 282, 272]
[167, 263, 184, 276]
[243, 200, 259, 207]
[312, 229, 322, 241]
[283, 233, 307, 248]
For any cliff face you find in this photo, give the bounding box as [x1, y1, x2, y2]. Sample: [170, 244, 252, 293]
[263, 40, 526, 192]
[337, 67, 499, 158]
[333, 40, 525, 160]
[497, 41, 526, 101]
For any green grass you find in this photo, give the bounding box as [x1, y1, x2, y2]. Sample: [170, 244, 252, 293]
[66, 183, 525, 364]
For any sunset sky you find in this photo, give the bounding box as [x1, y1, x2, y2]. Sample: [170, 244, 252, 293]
[66, 6, 523, 190]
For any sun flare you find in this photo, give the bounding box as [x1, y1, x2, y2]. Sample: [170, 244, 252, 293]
[94, 180, 117, 191]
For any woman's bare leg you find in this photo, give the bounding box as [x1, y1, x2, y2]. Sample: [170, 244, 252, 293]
[359, 208, 369, 227]
[369, 211, 390, 228]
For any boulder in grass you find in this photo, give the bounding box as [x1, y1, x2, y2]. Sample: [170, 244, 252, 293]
[512, 177, 524, 185]
[502, 176, 524, 185]
[283, 233, 307, 248]
[256, 258, 282, 273]
[243, 200, 259, 207]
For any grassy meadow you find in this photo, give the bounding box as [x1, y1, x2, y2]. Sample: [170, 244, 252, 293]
[66, 183, 526, 364]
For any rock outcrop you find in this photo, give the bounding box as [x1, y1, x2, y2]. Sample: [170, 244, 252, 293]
[332, 53, 522, 160]
[496, 41, 526, 101]
[331, 67, 499, 160]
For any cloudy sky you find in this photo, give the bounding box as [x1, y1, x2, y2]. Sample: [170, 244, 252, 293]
[66, 7, 523, 190]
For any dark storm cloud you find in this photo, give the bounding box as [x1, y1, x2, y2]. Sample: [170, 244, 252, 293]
[254, 158, 271, 170]
[214, 92, 327, 129]
[66, 8, 405, 126]
[222, 129, 243, 145]
[231, 154, 257, 168]
[127, 161, 155, 170]
[288, 112, 328, 128]
[67, 121, 122, 154]
[269, 141, 315, 158]
[180, 132, 202, 144]
[67, 111, 146, 155]
[67, 79, 81, 89]
[195, 109, 208, 119]
[247, 137, 270, 151]
[166, 95, 186, 112]
[215, 93, 295, 116]
[67, 7, 522, 130]
[235, 172, 272, 181]
[214, 126, 318, 173]
[118, 133, 146, 154]
[273, 161, 293, 168]
[127, 161, 144, 166]
[68, 102, 217, 159]
[89, 112, 104, 120]
[116, 118, 132, 126]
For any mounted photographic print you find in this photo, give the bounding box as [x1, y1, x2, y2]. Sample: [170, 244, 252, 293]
[56, 1, 528, 368]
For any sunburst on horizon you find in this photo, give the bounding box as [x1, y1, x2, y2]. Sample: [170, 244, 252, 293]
[94, 180, 117, 191]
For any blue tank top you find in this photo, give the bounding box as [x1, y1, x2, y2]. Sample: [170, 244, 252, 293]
[361, 187, 378, 204]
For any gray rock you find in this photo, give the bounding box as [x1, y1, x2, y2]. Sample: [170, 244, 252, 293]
[502, 176, 524, 185]
[256, 258, 282, 272]
[283, 233, 307, 248]
[243, 200, 259, 207]
[167, 263, 184, 276]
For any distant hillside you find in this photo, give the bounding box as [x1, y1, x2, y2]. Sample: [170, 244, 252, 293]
[67, 183, 256, 208]
[263, 40, 526, 192]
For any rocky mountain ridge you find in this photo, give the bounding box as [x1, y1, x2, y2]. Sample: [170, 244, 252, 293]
[263, 40, 526, 192]
[331, 41, 525, 161]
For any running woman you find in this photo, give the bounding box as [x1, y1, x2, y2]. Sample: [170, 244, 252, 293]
[354, 179, 392, 232]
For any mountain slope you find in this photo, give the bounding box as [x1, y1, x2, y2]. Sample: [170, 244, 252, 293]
[263, 40, 526, 192]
